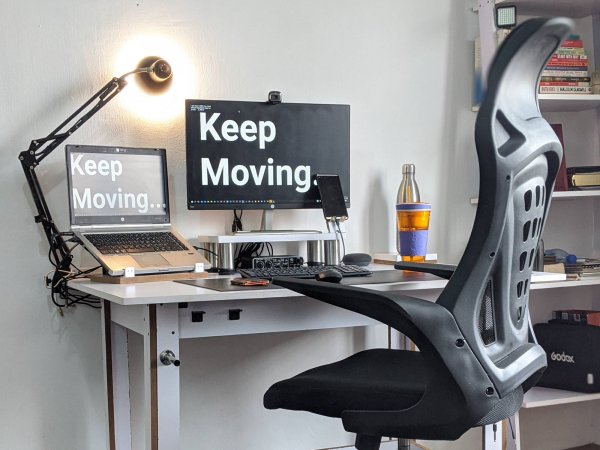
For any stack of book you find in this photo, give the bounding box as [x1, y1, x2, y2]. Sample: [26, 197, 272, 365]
[563, 258, 600, 279]
[539, 35, 591, 94]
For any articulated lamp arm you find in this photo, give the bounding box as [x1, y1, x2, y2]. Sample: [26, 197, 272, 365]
[18, 59, 172, 272]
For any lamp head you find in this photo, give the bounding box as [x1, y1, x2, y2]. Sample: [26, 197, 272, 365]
[136, 56, 173, 93]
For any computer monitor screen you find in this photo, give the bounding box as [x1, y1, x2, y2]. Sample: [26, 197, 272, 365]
[185, 100, 350, 210]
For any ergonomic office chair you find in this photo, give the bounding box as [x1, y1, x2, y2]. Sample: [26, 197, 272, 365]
[264, 17, 572, 450]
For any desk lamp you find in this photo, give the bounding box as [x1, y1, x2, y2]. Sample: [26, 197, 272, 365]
[18, 58, 173, 301]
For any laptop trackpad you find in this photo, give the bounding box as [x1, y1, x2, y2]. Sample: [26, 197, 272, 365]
[132, 254, 170, 267]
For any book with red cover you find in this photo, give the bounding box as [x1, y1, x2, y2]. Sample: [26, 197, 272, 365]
[551, 124, 569, 191]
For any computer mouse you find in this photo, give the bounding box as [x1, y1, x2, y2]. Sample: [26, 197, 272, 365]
[315, 269, 343, 283]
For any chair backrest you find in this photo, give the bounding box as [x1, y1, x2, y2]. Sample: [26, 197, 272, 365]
[437, 17, 572, 397]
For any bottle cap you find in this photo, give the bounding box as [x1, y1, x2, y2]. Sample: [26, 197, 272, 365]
[402, 164, 415, 174]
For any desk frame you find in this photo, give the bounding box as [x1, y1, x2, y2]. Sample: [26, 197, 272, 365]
[73, 271, 506, 450]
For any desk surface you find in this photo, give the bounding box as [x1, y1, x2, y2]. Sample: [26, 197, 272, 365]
[70, 265, 448, 306]
[69, 265, 567, 306]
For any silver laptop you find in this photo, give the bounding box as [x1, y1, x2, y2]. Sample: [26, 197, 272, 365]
[66, 144, 211, 276]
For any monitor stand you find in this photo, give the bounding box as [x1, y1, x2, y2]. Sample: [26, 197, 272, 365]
[233, 210, 322, 235]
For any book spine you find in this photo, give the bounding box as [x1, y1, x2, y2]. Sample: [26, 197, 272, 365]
[539, 81, 591, 87]
[540, 76, 591, 82]
[546, 60, 589, 68]
[539, 85, 592, 93]
[542, 70, 589, 77]
[560, 39, 584, 48]
[549, 54, 588, 61]
[554, 48, 586, 55]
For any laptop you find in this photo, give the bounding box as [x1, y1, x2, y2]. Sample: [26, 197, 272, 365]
[66, 144, 211, 276]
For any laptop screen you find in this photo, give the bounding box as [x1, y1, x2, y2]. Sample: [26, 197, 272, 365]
[66, 145, 170, 226]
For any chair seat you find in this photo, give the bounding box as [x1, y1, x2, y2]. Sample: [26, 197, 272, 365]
[264, 349, 428, 418]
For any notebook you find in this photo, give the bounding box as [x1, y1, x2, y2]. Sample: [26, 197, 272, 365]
[65, 144, 211, 276]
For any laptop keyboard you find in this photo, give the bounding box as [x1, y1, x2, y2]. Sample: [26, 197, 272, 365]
[84, 232, 188, 255]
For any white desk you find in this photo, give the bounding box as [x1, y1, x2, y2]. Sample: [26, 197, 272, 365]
[70, 268, 563, 450]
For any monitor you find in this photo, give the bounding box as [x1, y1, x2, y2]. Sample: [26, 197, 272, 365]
[185, 100, 350, 211]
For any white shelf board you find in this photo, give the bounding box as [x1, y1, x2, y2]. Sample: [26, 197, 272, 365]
[553, 190, 600, 199]
[473, 95, 600, 114]
[470, 190, 600, 204]
[539, 95, 600, 113]
[496, 0, 600, 17]
[522, 386, 600, 408]
[198, 232, 337, 244]
[530, 277, 600, 290]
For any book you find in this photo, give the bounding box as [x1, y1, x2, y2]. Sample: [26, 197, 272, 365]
[554, 47, 586, 56]
[539, 81, 591, 87]
[539, 85, 591, 93]
[561, 39, 584, 48]
[543, 64, 588, 70]
[372, 252, 437, 265]
[570, 172, 600, 187]
[542, 70, 589, 77]
[546, 60, 589, 68]
[550, 124, 568, 191]
[540, 76, 591, 82]
[548, 54, 588, 61]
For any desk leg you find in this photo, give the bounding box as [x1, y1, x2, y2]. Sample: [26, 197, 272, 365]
[143, 303, 180, 450]
[102, 301, 133, 450]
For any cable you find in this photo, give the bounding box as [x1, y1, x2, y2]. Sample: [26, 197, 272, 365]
[234, 241, 271, 268]
[43, 233, 103, 311]
[232, 209, 243, 232]
[335, 219, 346, 260]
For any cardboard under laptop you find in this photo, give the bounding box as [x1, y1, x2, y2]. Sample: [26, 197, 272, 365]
[66, 144, 211, 276]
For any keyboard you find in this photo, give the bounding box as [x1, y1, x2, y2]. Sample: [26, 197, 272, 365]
[84, 231, 188, 255]
[238, 264, 372, 280]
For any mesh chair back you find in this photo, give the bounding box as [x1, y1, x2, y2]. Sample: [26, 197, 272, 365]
[437, 17, 571, 396]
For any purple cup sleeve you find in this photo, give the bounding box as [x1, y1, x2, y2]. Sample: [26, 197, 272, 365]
[399, 230, 428, 256]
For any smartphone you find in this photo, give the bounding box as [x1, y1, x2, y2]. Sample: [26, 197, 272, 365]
[230, 278, 270, 286]
[316, 174, 349, 221]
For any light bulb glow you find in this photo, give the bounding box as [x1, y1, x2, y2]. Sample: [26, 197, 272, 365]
[113, 35, 197, 123]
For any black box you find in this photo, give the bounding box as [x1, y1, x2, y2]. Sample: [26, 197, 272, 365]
[534, 322, 600, 393]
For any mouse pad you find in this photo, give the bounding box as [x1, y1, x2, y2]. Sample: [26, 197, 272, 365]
[175, 277, 284, 292]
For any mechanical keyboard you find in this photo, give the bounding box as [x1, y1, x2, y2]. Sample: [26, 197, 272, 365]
[238, 264, 372, 279]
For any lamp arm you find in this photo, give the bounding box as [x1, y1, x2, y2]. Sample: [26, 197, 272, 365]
[18, 75, 128, 267]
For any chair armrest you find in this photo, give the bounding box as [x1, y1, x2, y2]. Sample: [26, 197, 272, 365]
[394, 262, 456, 280]
[272, 277, 461, 354]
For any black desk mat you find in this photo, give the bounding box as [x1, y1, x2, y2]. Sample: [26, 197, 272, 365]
[175, 270, 442, 292]
[176, 277, 284, 292]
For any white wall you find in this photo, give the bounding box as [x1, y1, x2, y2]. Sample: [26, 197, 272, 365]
[0, 1, 481, 449]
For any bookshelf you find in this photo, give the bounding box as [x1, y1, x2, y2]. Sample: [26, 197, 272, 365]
[470, 189, 600, 204]
[478, 2, 600, 449]
[539, 94, 600, 112]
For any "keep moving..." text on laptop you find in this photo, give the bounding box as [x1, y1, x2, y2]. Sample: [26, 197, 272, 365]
[66, 144, 211, 276]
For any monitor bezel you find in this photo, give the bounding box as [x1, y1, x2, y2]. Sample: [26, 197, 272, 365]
[65, 144, 170, 226]
[185, 99, 351, 211]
